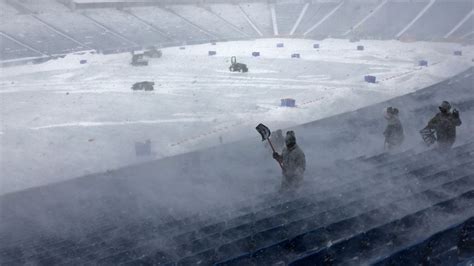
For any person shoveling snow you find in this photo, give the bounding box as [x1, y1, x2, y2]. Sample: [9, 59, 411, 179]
[256, 124, 306, 191]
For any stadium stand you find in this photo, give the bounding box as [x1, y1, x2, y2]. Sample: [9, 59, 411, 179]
[274, 3, 304, 36]
[287, 188, 474, 265]
[34, 11, 133, 52]
[1, 0, 472, 264]
[0, 14, 86, 55]
[208, 4, 259, 38]
[168, 5, 247, 41]
[130, 6, 211, 45]
[448, 15, 474, 40]
[239, 2, 274, 37]
[401, 0, 473, 41]
[354, 1, 427, 39]
[0, 61, 472, 264]
[373, 217, 473, 265]
[293, 2, 339, 37]
[2, 0, 30, 14]
[82, 9, 171, 47]
[0, 34, 41, 61]
[0, 0, 20, 16]
[11, 0, 70, 13]
[1, 0, 473, 61]
[307, 1, 379, 38]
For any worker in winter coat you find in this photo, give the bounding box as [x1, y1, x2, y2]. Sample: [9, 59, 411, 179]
[422, 101, 462, 150]
[273, 131, 306, 191]
[383, 107, 404, 150]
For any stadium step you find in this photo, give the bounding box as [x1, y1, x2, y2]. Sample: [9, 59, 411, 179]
[373, 217, 473, 265]
[178, 156, 473, 254]
[288, 190, 474, 265]
[4, 142, 471, 265]
[216, 184, 473, 265]
[181, 168, 473, 265]
[171, 153, 472, 258]
[173, 145, 473, 244]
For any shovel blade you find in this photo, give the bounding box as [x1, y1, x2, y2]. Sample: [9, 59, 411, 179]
[420, 128, 436, 146]
[256, 123, 271, 141]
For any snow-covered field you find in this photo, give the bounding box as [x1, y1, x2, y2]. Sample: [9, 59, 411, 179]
[0, 38, 472, 195]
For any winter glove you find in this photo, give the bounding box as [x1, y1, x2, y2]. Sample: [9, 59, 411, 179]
[452, 109, 459, 118]
[273, 152, 280, 160]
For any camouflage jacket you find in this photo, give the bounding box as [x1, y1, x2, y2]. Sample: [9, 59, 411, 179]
[426, 112, 462, 144]
[281, 144, 306, 179]
[383, 116, 404, 146]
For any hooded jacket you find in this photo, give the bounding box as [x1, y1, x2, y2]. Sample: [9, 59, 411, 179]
[383, 115, 404, 147]
[427, 111, 462, 145]
[281, 144, 306, 180]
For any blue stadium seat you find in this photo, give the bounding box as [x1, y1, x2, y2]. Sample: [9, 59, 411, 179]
[419, 60, 428, 66]
[365, 75, 376, 83]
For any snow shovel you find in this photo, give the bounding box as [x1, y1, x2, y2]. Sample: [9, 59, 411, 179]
[256, 123, 283, 169]
[420, 127, 436, 146]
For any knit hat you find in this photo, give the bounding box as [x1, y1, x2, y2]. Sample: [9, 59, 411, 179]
[439, 101, 451, 112]
[285, 131, 296, 146]
[387, 107, 399, 115]
[384, 107, 399, 119]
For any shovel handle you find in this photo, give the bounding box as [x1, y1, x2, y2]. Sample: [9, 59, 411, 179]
[268, 138, 284, 170]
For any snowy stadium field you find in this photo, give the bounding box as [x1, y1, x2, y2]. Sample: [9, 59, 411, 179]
[0, 38, 472, 195]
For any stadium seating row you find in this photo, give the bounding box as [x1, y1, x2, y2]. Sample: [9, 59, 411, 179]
[1, 1, 472, 61]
